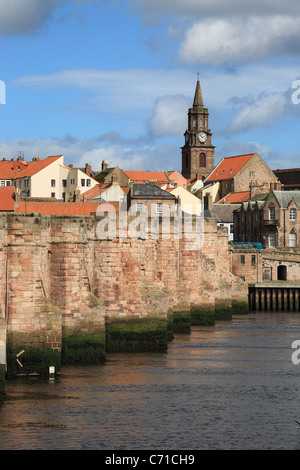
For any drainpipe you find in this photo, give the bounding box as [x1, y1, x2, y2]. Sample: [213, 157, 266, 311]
[283, 209, 286, 247]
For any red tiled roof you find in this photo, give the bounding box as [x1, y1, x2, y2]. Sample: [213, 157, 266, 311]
[218, 191, 250, 204]
[14, 155, 63, 179]
[123, 170, 169, 182]
[0, 186, 15, 211]
[206, 154, 254, 182]
[0, 155, 63, 180]
[15, 200, 119, 215]
[81, 183, 111, 200]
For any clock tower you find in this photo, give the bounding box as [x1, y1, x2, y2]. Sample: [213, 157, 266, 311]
[181, 76, 215, 179]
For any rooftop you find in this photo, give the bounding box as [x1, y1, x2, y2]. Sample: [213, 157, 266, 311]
[206, 154, 254, 182]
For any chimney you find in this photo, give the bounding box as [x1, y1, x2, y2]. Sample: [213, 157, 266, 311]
[270, 181, 281, 192]
[14, 188, 20, 208]
[204, 193, 212, 212]
[74, 187, 81, 202]
[196, 172, 202, 181]
[85, 163, 91, 176]
[102, 160, 108, 171]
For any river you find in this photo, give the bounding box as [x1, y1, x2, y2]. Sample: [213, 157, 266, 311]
[1, 312, 300, 450]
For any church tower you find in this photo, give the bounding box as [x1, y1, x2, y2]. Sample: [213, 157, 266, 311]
[181, 76, 215, 179]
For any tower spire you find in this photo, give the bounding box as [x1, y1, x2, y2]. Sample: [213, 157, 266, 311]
[193, 74, 204, 108]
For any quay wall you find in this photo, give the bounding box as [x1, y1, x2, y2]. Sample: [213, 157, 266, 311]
[0, 211, 247, 373]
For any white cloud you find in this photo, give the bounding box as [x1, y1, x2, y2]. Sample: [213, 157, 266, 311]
[149, 95, 189, 137]
[228, 93, 287, 133]
[178, 16, 300, 65]
[0, 135, 181, 173]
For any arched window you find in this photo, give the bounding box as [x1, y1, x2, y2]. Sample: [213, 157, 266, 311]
[289, 230, 297, 247]
[200, 153, 206, 167]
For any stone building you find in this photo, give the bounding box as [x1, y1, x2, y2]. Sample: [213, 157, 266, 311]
[127, 183, 178, 215]
[204, 152, 279, 202]
[233, 190, 300, 249]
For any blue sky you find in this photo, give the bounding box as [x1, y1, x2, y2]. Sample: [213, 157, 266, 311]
[0, 0, 299, 173]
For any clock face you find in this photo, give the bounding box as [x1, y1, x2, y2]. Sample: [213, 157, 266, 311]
[198, 132, 207, 143]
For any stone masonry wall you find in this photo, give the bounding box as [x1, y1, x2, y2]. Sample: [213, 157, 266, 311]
[0, 211, 247, 354]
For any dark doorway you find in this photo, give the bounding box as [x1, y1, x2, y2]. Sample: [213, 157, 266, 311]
[278, 265, 287, 281]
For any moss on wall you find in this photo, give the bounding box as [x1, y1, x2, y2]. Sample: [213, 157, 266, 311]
[106, 318, 168, 352]
[6, 347, 61, 378]
[231, 301, 249, 315]
[62, 333, 106, 365]
[190, 307, 215, 326]
[215, 305, 232, 321]
[172, 311, 191, 333]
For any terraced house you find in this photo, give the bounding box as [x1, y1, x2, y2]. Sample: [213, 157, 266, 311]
[233, 190, 300, 249]
[0, 155, 98, 201]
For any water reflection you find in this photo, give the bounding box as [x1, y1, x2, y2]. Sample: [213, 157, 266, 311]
[1, 313, 300, 450]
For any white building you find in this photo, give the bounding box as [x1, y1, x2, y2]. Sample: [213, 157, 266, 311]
[0, 155, 98, 201]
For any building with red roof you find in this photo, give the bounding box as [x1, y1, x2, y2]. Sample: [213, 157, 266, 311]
[0, 155, 98, 202]
[204, 152, 279, 202]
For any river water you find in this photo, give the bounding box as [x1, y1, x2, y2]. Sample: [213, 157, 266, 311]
[1, 312, 300, 451]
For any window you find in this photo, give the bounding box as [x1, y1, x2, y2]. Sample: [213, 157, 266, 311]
[251, 255, 256, 266]
[62, 179, 67, 187]
[51, 192, 55, 198]
[200, 153, 206, 167]
[81, 179, 85, 186]
[289, 230, 297, 247]
[240, 255, 245, 264]
[249, 171, 255, 178]
[51, 179, 56, 187]
[87, 179, 91, 187]
[290, 208, 296, 220]
[136, 203, 143, 212]
[6, 181, 10, 186]
[0, 181, 4, 186]
[269, 206, 275, 220]
[70, 178, 75, 185]
[156, 203, 162, 214]
[269, 232, 276, 247]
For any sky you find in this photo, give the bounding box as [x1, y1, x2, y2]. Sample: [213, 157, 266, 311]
[0, 0, 299, 174]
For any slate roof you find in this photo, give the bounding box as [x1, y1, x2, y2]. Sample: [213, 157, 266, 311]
[212, 203, 239, 223]
[131, 183, 176, 199]
[273, 190, 300, 209]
